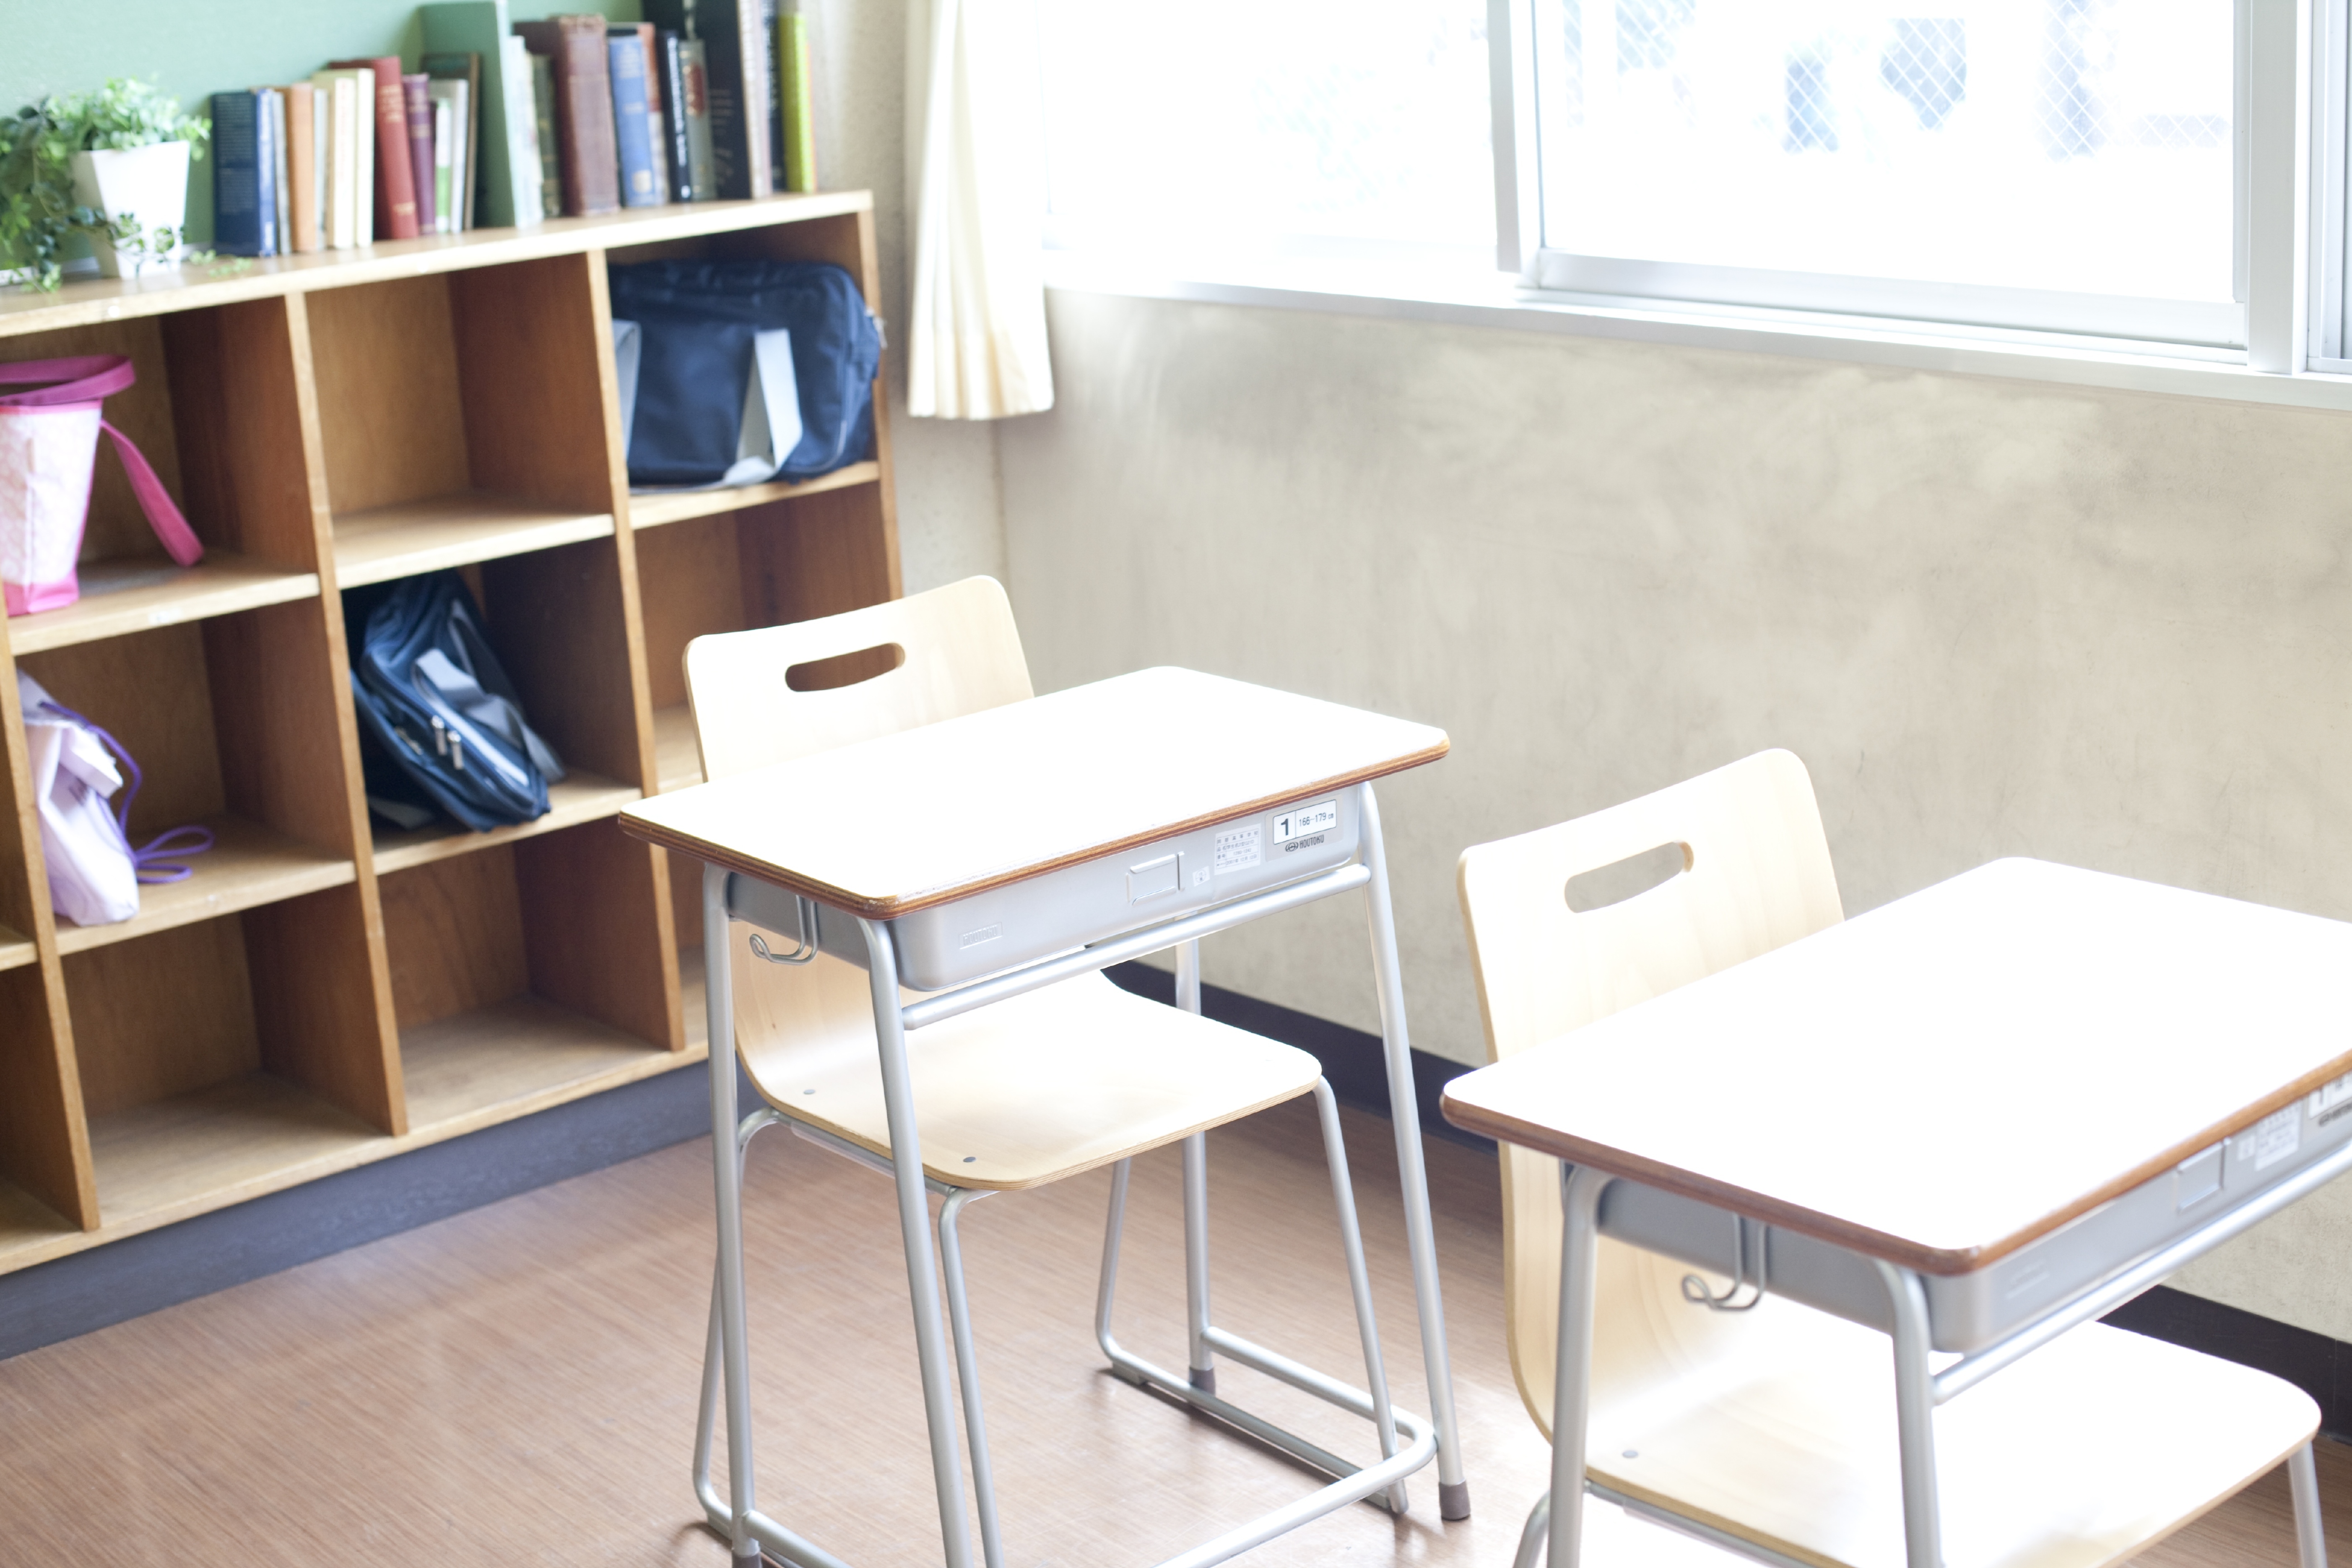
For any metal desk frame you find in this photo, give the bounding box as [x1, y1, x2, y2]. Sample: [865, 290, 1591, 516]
[1532, 1148, 2352, 1568]
[690, 779, 1469, 1568]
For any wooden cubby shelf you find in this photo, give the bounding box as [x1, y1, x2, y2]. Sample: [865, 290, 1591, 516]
[372, 771, 644, 874]
[331, 495, 617, 589]
[6, 555, 321, 655]
[52, 817, 353, 954]
[0, 194, 900, 1275]
[628, 460, 883, 530]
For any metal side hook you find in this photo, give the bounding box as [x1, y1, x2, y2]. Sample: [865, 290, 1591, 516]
[1681, 1214, 1769, 1312]
[747, 896, 821, 965]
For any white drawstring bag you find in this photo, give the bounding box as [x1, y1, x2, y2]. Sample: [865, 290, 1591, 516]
[18, 673, 213, 926]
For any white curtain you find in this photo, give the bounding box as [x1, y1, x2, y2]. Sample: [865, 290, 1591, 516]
[905, 0, 1055, 418]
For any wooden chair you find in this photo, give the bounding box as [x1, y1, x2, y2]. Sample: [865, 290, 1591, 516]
[683, 576, 1422, 1568]
[1457, 749, 2326, 1568]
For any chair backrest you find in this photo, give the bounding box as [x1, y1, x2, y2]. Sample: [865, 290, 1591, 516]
[1454, 748, 1844, 1434]
[682, 576, 1035, 1092]
[682, 574, 1033, 782]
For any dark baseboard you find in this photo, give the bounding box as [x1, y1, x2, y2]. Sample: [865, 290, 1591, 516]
[1100, 961, 1492, 1152]
[0, 1057, 736, 1363]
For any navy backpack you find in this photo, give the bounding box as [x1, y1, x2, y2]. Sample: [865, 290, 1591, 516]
[607, 259, 883, 489]
[348, 572, 566, 832]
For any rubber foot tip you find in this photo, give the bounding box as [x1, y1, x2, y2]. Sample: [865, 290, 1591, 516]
[1188, 1365, 1217, 1396]
[732, 1547, 764, 1566]
[1439, 1480, 1471, 1521]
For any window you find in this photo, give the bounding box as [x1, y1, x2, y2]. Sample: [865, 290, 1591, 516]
[1036, 0, 1496, 273]
[1515, 0, 2242, 344]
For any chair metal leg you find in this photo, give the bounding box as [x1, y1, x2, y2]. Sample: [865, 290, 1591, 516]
[1177, 940, 1217, 1395]
[856, 915, 976, 1568]
[1514, 1490, 1552, 1568]
[1314, 1076, 1409, 1513]
[938, 1189, 1006, 1568]
[1873, 1259, 1944, 1568]
[1549, 1164, 1610, 1568]
[704, 866, 765, 1567]
[2293, 1441, 2331, 1568]
[1357, 781, 1471, 1519]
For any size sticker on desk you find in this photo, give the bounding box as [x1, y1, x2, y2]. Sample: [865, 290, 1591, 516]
[2239, 1106, 2302, 1172]
[1214, 824, 1263, 874]
[1273, 800, 1338, 844]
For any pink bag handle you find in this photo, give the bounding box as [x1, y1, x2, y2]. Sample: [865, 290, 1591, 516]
[0, 355, 204, 568]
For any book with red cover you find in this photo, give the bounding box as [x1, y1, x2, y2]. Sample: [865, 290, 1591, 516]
[402, 74, 437, 235]
[328, 55, 423, 238]
[515, 15, 620, 216]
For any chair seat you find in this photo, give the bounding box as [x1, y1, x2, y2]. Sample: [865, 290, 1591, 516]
[1577, 1242, 2318, 1568]
[729, 939, 1321, 1190]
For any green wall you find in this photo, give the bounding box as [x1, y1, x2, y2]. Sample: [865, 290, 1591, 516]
[4, 0, 639, 245]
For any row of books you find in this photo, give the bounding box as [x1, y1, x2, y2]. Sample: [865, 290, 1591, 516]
[211, 0, 820, 257]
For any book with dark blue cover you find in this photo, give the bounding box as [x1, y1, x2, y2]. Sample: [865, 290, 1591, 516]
[211, 91, 278, 256]
[608, 34, 659, 208]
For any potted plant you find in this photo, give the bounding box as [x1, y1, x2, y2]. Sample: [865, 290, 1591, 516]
[0, 78, 206, 289]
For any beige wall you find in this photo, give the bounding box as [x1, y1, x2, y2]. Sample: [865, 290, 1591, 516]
[996, 286, 2352, 1338]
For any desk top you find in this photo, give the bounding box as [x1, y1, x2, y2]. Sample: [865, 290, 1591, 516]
[619, 667, 1449, 917]
[1441, 858, 2352, 1274]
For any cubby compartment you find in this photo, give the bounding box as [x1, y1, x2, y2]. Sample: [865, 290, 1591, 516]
[16, 607, 363, 952]
[305, 254, 621, 587]
[355, 536, 653, 868]
[383, 819, 681, 1140]
[70, 892, 399, 1230]
[0, 196, 895, 1281]
[0, 299, 323, 654]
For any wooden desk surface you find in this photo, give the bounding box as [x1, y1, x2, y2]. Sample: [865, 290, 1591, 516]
[619, 667, 1448, 917]
[1441, 858, 2352, 1274]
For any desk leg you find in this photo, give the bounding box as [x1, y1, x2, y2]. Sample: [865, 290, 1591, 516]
[1357, 782, 1471, 1518]
[703, 867, 762, 1567]
[1872, 1260, 1944, 1568]
[1550, 1165, 1610, 1568]
[858, 916, 977, 1568]
[1177, 939, 1218, 1394]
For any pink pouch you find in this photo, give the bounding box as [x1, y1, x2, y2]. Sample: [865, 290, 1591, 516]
[0, 355, 203, 616]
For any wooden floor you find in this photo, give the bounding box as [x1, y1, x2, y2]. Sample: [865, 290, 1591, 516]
[0, 1093, 2346, 1568]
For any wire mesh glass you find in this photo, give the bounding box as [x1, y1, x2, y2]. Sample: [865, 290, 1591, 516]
[1037, 0, 1495, 257]
[1534, 0, 2235, 303]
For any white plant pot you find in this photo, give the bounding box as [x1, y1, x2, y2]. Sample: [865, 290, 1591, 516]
[69, 142, 191, 279]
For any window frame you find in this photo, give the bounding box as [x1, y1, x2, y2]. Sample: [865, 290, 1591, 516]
[1488, 0, 2318, 368]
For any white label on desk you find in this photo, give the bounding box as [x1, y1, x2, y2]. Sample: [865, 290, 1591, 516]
[1273, 799, 1338, 844]
[1214, 824, 1263, 874]
[2240, 1106, 2302, 1172]
[2311, 1073, 2352, 1118]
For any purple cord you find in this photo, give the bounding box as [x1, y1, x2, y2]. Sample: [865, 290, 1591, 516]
[36, 699, 215, 884]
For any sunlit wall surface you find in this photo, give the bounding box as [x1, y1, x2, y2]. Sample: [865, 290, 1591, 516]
[1536, 0, 2235, 303]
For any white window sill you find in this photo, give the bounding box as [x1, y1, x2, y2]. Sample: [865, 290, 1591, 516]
[1039, 249, 2352, 415]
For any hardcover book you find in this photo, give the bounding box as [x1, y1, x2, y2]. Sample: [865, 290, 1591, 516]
[329, 55, 423, 239]
[777, 0, 816, 193]
[516, 14, 621, 216]
[659, 31, 697, 202]
[210, 90, 276, 256]
[608, 34, 660, 208]
[529, 52, 562, 220]
[310, 69, 370, 247]
[644, 0, 770, 198]
[283, 81, 320, 252]
[419, 1, 542, 228]
[426, 79, 468, 234]
[680, 38, 717, 201]
[403, 75, 437, 236]
[420, 51, 482, 228]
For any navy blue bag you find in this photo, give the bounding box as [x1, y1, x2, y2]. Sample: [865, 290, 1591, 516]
[607, 259, 882, 489]
[347, 572, 565, 832]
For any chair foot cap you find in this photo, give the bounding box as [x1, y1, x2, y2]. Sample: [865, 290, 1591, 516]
[1439, 1480, 1471, 1521]
[1189, 1365, 1216, 1396]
